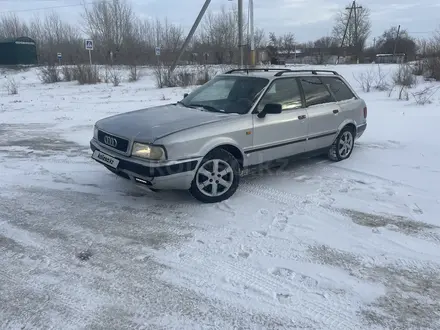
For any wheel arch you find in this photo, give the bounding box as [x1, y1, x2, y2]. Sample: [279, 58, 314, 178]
[207, 144, 244, 169]
[337, 120, 357, 136]
[199, 138, 245, 169]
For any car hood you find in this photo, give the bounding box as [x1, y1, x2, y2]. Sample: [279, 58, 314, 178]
[96, 103, 233, 143]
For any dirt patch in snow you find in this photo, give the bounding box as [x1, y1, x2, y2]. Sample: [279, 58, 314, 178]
[308, 244, 440, 329]
[340, 208, 440, 244]
[341, 209, 437, 233]
[0, 123, 88, 158]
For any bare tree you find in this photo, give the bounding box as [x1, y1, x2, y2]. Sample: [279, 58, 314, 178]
[282, 33, 296, 57]
[252, 28, 266, 49]
[314, 36, 338, 48]
[332, 2, 371, 57]
[0, 13, 29, 38]
[268, 32, 295, 56]
[425, 28, 440, 80]
[376, 26, 416, 60]
[82, 0, 135, 63]
[199, 6, 239, 64]
[416, 38, 429, 57]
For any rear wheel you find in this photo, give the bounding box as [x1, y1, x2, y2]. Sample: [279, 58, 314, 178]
[328, 126, 355, 161]
[189, 149, 240, 203]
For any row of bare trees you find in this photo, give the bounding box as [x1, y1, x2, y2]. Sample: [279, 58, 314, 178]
[0, 0, 266, 66]
[1, 0, 440, 67]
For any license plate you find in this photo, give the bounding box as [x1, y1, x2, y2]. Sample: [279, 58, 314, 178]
[92, 150, 119, 168]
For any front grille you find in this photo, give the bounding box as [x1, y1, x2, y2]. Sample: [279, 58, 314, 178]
[97, 130, 129, 153]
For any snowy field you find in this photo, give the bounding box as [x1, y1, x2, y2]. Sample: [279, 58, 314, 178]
[1, 63, 440, 329]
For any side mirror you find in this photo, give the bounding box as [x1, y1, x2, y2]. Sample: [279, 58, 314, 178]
[257, 103, 282, 118]
[183, 93, 188, 98]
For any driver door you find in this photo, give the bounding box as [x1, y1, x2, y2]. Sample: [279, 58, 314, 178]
[247, 77, 308, 166]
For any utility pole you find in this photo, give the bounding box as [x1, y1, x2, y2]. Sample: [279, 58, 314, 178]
[338, 1, 362, 64]
[353, 1, 358, 63]
[238, 0, 244, 67]
[393, 24, 401, 61]
[349, 1, 363, 63]
[337, 2, 353, 64]
[169, 0, 212, 73]
[249, 0, 255, 67]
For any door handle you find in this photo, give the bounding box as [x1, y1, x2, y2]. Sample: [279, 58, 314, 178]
[333, 109, 339, 114]
[298, 115, 306, 120]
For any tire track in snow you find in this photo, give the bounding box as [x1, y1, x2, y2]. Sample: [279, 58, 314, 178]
[159, 251, 361, 330]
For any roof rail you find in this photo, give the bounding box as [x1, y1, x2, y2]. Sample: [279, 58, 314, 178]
[224, 68, 291, 74]
[274, 69, 339, 76]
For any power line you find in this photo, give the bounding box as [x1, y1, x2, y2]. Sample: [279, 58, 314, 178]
[408, 31, 436, 34]
[0, 1, 106, 15]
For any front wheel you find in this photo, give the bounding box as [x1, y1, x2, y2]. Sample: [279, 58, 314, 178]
[189, 149, 240, 203]
[328, 126, 355, 161]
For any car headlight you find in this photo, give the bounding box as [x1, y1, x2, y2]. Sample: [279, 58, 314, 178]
[132, 142, 166, 160]
[93, 125, 98, 139]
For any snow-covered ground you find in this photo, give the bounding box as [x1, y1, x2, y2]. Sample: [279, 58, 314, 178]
[1, 64, 440, 329]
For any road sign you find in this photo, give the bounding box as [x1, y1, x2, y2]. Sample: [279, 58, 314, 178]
[57, 53, 62, 59]
[85, 39, 94, 51]
[155, 46, 161, 56]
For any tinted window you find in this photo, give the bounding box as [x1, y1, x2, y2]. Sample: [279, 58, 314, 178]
[299, 77, 335, 106]
[257, 78, 302, 112]
[320, 77, 355, 101]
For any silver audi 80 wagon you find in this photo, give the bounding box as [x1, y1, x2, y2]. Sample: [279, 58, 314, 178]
[90, 68, 367, 203]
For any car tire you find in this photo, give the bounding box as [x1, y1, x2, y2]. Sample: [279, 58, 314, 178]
[328, 126, 355, 161]
[189, 148, 240, 203]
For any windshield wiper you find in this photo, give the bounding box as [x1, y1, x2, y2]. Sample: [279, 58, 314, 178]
[189, 104, 224, 113]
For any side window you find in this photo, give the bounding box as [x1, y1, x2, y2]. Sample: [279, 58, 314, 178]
[299, 77, 335, 107]
[320, 77, 356, 101]
[257, 78, 302, 112]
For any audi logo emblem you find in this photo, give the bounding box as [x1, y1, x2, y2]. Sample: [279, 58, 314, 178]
[103, 135, 118, 147]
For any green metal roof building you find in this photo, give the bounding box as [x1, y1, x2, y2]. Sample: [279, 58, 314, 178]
[0, 36, 38, 65]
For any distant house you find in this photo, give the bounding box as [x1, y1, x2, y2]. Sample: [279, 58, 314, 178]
[0, 36, 38, 66]
[375, 53, 406, 64]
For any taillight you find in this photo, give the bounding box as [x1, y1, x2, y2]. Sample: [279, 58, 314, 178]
[363, 107, 367, 118]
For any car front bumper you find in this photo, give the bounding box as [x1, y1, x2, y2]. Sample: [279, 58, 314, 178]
[90, 139, 201, 190]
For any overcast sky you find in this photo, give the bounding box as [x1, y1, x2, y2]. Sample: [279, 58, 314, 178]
[1, 0, 439, 44]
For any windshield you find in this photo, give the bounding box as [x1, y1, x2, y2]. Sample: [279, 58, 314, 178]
[180, 75, 269, 114]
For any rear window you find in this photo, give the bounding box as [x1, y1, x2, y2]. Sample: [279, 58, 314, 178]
[320, 77, 356, 101]
[299, 77, 335, 106]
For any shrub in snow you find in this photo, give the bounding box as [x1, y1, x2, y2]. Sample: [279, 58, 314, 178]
[353, 67, 375, 93]
[5, 77, 18, 95]
[154, 65, 216, 88]
[196, 67, 216, 85]
[353, 65, 390, 93]
[393, 64, 417, 88]
[411, 85, 440, 105]
[153, 65, 173, 88]
[75, 64, 100, 85]
[128, 65, 141, 82]
[109, 69, 122, 87]
[38, 65, 61, 84]
[392, 64, 417, 100]
[412, 60, 426, 76]
[62, 65, 75, 82]
[374, 65, 389, 91]
[425, 57, 440, 81]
